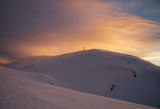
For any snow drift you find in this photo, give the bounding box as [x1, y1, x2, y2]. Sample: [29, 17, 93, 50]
[0, 66, 156, 109]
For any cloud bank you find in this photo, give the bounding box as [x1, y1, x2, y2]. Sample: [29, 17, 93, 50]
[1, 0, 160, 59]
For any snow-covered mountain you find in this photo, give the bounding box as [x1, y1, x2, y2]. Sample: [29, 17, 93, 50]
[5, 49, 160, 108]
[0, 66, 155, 109]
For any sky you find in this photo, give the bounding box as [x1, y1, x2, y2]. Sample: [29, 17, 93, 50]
[0, 0, 160, 65]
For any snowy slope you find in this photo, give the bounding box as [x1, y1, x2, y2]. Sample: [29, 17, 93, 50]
[5, 49, 160, 107]
[0, 66, 155, 109]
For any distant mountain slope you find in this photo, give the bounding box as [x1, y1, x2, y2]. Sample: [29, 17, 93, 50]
[5, 49, 160, 107]
[0, 66, 155, 109]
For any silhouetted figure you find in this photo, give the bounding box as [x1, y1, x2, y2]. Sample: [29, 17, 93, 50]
[83, 46, 86, 51]
[110, 84, 116, 92]
[133, 71, 136, 78]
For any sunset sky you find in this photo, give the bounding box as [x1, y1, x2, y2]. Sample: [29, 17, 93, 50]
[1, 0, 160, 65]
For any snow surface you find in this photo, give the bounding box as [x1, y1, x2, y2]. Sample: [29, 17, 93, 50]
[0, 66, 156, 109]
[5, 49, 160, 108]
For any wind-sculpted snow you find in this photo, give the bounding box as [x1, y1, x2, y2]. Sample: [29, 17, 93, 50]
[0, 66, 156, 109]
[5, 49, 160, 107]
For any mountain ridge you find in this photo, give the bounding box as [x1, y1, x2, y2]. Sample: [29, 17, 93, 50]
[4, 49, 160, 107]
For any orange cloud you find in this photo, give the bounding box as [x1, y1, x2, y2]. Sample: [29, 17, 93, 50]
[0, 58, 10, 65]
[4, 0, 160, 58]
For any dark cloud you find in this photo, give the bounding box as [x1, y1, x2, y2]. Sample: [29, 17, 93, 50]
[1, 0, 76, 36]
[0, 0, 86, 58]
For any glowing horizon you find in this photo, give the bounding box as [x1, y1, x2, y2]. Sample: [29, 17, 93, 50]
[1, 0, 160, 65]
